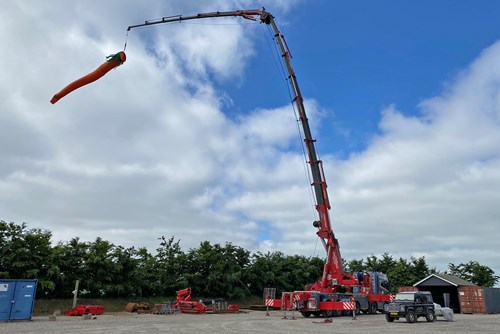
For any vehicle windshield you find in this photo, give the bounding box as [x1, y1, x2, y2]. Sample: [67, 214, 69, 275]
[395, 293, 415, 301]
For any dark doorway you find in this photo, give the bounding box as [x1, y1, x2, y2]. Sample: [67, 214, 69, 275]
[423, 286, 460, 312]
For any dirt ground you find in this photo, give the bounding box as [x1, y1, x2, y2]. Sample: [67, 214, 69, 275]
[2, 310, 500, 334]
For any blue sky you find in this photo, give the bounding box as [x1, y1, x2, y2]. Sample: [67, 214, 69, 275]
[224, 1, 500, 155]
[1, 0, 500, 281]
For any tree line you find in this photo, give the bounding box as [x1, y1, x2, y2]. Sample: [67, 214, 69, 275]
[1, 221, 497, 299]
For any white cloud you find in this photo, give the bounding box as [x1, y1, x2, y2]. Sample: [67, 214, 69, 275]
[0, 0, 314, 254]
[329, 41, 500, 275]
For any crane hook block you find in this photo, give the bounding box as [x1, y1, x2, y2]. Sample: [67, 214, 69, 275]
[260, 11, 272, 24]
[50, 51, 126, 104]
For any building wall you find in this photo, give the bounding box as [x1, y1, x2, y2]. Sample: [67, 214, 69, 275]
[398, 286, 419, 292]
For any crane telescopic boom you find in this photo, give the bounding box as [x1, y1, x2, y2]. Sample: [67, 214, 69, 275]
[127, 8, 357, 292]
[127, 9, 265, 31]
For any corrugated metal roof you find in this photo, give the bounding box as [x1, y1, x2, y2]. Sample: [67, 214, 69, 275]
[413, 273, 476, 287]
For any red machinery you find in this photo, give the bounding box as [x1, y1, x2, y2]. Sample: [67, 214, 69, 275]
[64, 305, 105, 316]
[174, 288, 240, 314]
[175, 288, 207, 314]
[127, 8, 391, 317]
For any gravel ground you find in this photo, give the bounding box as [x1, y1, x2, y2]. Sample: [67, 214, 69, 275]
[2, 310, 500, 334]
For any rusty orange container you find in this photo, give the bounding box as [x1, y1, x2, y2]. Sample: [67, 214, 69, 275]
[458, 286, 486, 314]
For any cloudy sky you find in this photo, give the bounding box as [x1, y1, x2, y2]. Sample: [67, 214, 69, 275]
[1, 0, 500, 280]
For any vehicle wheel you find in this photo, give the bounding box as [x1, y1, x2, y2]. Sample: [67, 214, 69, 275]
[385, 313, 395, 322]
[322, 310, 334, 318]
[300, 311, 311, 318]
[312, 311, 321, 317]
[369, 301, 378, 314]
[333, 309, 342, 317]
[425, 309, 435, 322]
[405, 310, 416, 323]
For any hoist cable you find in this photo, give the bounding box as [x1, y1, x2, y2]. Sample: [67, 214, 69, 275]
[123, 30, 129, 51]
[264, 24, 320, 259]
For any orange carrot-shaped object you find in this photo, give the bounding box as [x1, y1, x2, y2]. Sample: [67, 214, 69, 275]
[50, 51, 126, 104]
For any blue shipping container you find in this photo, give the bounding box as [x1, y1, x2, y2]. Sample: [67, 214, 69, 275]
[484, 287, 500, 314]
[0, 279, 38, 321]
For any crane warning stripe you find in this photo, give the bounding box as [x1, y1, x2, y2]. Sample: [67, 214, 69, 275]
[342, 302, 355, 310]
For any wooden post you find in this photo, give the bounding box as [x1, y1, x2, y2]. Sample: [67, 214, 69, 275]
[72, 280, 80, 308]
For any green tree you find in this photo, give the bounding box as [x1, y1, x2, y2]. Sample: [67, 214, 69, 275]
[154, 236, 187, 296]
[246, 251, 324, 295]
[411, 256, 430, 281]
[245, 252, 280, 294]
[82, 237, 120, 297]
[133, 246, 159, 297]
[385, 256, 430, 292]
[362, 253, 396, 274]
[281, 255, 324, 291]
[448, 261, 499, 287]
[54, 237, 145, 298]
[344, 258, 365, 273]
[52, 237, 90, 298]
[379, 253, 397, 274]
[214, 242, 251, 299]
[184, 241, 251, 299]
[13, 219, 499, 300]
[387, 258, 414, 291]
[0, 221, 59, 296]
[364, 255, 380, 272]
[106, 245, 142, 297]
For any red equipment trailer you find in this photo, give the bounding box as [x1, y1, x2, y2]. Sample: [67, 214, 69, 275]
[127, 8, 391, 317]
[64, 305, 105, 316]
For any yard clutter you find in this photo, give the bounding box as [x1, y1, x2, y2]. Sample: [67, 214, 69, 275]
[124, 302, 152, 313]
[434, 303, 455, 321]
[123, 287, 240, 315]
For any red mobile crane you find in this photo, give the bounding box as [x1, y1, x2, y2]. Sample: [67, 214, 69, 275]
[128, 8, 391, 317]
